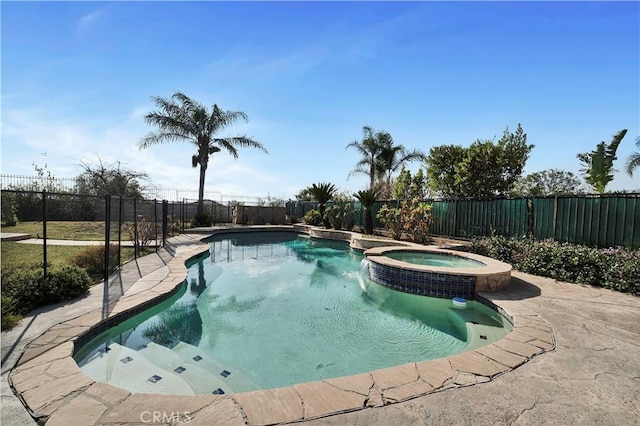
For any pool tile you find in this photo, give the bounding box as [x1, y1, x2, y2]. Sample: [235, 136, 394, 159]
[148, 375, 162, 383]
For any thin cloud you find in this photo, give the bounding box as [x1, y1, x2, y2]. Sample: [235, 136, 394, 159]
[76, 5, 109, 35]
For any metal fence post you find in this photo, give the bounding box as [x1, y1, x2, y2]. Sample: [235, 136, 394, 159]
[162, 200, 168, 247]
[42, 190, 47, 281]
[118, 196, 123, 267]
[104, 195, 111, 288]
[154, 199, 158, 252]
[133, 198, 138, 259]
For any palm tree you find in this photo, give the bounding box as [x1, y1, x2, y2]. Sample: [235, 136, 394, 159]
[626, 136, 640, 177]
[346, 126, 384, 189]
[309, 182, 337, 228]
[376, 137, 425, 190]
[354, 189, 379, 235]
[577, 129, 627, 194]
[139, 92, 267, 215]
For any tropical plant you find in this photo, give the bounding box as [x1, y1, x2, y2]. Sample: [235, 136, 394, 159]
[626, 136, 640, 177]
[346, 126, 384, 188]
[577, 129, 627, 193]
[377, 199, 435, 243]
[375, 137, 425, 189]
[323, 192, 356, 231]
[139, 92, 267, 215]
[377, 204, 404, 239]
[403, 198, 434, 244]
[510, 169, 585, 197]
[354, 189, 379, 235]
[302, 209, 322, 226]
[295, 186, 315, 201]
[309, 182, 337, 228]
[346, 126, 424, 192]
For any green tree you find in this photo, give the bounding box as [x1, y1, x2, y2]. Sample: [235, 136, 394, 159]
[392, 165, 413, 200]
[511, 169, 585, 197]
[139, 92, 267, 215]
[76, 156, 148, 198]
[354, 189, 379, 235]
[577, 129, 627, 193]
[425, 124, 533, 198]
[392, 165, 428, 200]
[410, 167, 428, 200]
[424, 145, 467, 198]
[309, 182, 337, 228]
[625, 136, 640, 177]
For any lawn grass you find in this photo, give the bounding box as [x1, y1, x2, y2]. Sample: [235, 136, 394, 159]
[1, 242, 142, 271]
[1, 242, 85, 269]
[2, 221, 129, 240]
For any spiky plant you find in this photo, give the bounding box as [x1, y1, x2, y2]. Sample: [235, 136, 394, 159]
[354, 189, 379, 235]
[309, 182, 337, 228]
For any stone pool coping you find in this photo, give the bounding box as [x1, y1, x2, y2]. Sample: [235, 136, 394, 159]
[8, 228, 555, 425]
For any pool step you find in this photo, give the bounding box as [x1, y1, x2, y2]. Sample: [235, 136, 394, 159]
[138, 342, 232, 395]
[79, 343, 195, 395]
[172, 341, 260, 393]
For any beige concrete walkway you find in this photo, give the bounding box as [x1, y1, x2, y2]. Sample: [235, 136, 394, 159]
[2, 231, 639, 425]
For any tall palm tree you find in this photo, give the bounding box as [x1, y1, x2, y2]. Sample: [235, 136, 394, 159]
[376, 137, 426, 188]
[309, 182, 337, 228]
[346, 126, 384, 189]
[626, 136, 640, 177]
[577, 129, 627, 194]
[354, 189, 379, 235]
[139, 92, 267, 215]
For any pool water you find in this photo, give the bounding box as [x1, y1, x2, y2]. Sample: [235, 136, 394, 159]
[75, 232, 511, 395]
[385, 250, 485, 268]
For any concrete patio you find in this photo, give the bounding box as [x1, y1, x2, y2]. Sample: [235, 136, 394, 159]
[1, 231, 638, 425]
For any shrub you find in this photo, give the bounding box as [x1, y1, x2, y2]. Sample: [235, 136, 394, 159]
[323, 201, 356, 231]
[467, 236, 639, 295]
[377, 204, 404, 240]
[69, 244, 120, 279]
[1, 294, 22, 329]
[324, 205, 343, 230]
[123, 216, 158, 249]
[1, 265, 92, 328]
[190, 213, 212, 228]
[377, 199, 435, 243]
[404, 199, 434, 244]
[1, 192, 18, 226]
[302, 209, 322, 226]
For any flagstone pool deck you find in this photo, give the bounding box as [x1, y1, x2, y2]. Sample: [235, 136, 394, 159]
[2, 230, 639, 425]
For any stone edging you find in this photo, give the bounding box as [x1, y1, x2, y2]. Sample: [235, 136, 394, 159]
[8, 230, 556, 425]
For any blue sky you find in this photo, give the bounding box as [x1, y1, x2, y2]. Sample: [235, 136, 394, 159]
[2, 1, 639, 200]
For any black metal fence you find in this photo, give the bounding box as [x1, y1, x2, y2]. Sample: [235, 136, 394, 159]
[286, 193, 640, 249]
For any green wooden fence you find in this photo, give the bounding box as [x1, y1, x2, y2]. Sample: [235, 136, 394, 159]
[286, 194, 640, 249]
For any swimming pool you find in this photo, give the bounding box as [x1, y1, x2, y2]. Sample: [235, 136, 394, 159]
[74, 232, 512, 395]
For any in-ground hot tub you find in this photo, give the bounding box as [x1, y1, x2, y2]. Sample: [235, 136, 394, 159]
[363, 246, 512, 300]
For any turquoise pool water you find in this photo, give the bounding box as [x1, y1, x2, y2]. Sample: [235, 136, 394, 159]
[75, 232, 511, 395]
[384, 250, 485, 268]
